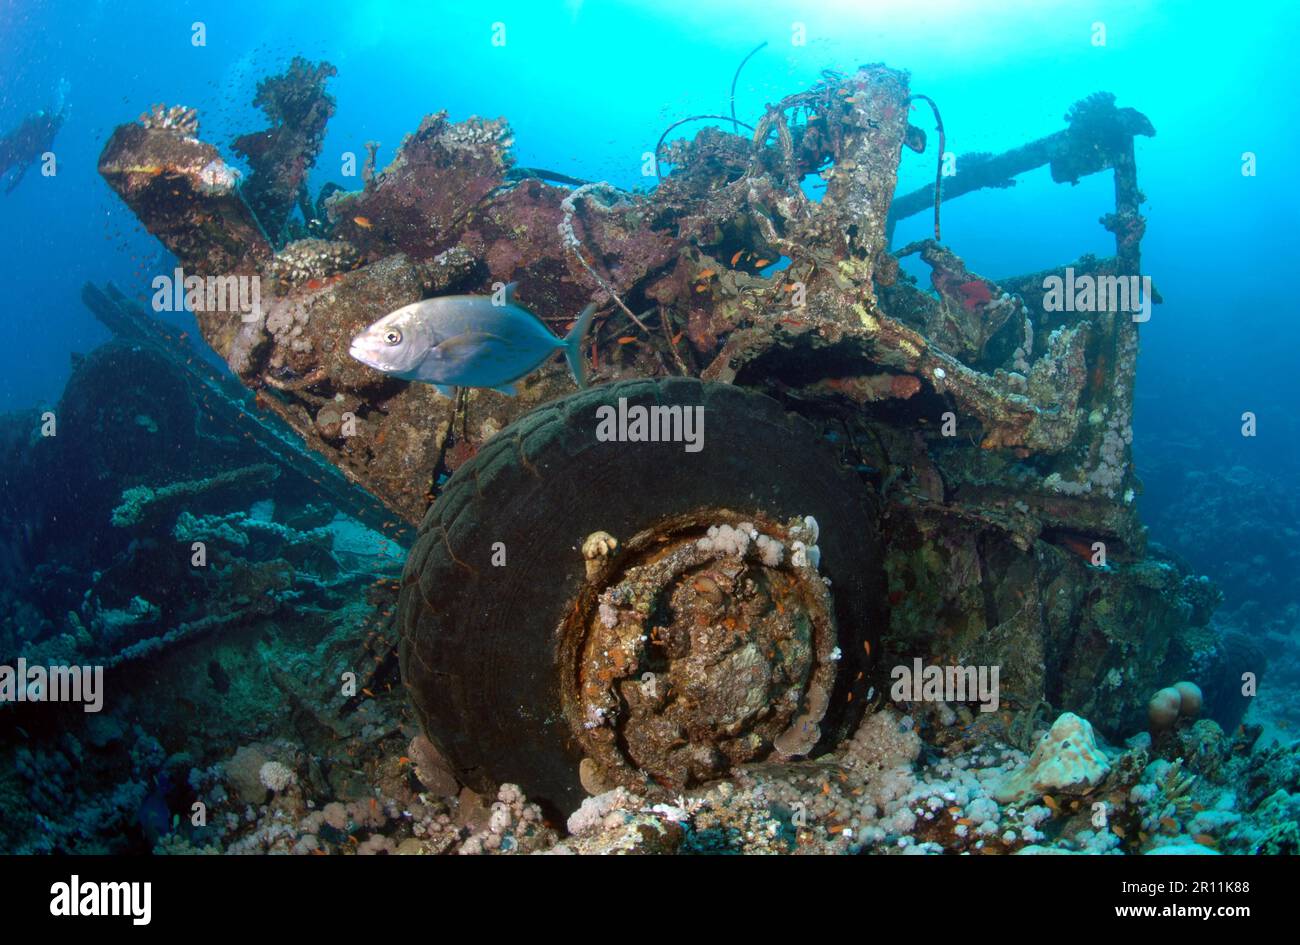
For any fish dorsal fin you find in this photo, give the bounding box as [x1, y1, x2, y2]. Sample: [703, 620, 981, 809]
[503, 282, 518, 306]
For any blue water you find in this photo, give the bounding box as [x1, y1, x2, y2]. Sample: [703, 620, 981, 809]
[1, 0, 1296, 483]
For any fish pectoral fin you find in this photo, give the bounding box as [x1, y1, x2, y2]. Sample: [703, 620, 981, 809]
[503, 282, 518, 305]
[490, 383, 518, 396]
[435, 331, 502, 355]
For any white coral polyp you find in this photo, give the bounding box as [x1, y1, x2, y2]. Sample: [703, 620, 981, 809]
[258, 760, 296, 793]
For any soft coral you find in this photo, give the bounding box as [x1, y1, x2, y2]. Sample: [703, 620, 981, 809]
[956, 280, 993, 310]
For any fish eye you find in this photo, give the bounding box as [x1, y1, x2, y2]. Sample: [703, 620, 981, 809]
[383, 329, 402, 345]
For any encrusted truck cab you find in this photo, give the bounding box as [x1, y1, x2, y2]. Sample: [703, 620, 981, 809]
[93, 59, 1225, 805]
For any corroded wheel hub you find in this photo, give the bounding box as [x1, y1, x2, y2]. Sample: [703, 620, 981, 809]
[561, 510, 837, 794]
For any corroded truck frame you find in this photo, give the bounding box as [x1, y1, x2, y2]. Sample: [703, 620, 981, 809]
[95, 62, 1217, 743]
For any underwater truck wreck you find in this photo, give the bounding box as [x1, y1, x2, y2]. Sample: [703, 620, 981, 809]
[95, 58, 1234, 811]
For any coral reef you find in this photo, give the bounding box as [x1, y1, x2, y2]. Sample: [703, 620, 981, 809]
[110, 464, 279, 527]
[1145, 463, 1300, 617]
[0, 336, 407, 854]
[123, 700, 1296, 856]
[269, 238, 360, 290]
[232, 57, 338, 245]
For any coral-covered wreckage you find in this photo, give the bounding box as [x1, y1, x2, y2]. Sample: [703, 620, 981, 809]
[1, 57, 1287, 855]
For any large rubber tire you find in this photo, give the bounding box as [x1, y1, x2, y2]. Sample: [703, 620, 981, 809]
[398, 377, 883, 811]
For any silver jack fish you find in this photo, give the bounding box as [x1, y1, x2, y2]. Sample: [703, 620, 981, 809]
[349, 283, 597, 397]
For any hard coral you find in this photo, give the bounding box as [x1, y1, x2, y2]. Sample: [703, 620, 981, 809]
[138, 104, 199, 137]
[232, 57, 338, 244]
[1148, 687, 1182, 731]
[993, 712, 1110, 804]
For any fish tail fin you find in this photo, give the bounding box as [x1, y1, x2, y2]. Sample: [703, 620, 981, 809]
[563, 303, 598, 389]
